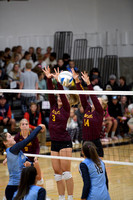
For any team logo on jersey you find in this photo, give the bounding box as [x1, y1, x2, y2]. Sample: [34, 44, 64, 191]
[52, 110, 60, 115]
[84, 114, 93, 119]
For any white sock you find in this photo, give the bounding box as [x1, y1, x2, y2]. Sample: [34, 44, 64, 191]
[68, 195, 73, 200]
[111, 131, 115, 138]
[59, 195, 65, 200]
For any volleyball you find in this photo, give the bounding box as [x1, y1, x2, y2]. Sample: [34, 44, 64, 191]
[128, 103, 133, 113]
[58, 71, 73, 87]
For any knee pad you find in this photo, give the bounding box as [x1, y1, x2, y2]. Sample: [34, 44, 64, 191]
[62, 171, 72, 180]
[54, 174, 62, 182]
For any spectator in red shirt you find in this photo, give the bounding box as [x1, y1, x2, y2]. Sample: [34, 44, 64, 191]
[24, 102, 47, 151]
[0, 94, 16, 132]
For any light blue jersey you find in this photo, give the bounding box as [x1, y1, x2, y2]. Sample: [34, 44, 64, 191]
[6, 147, 27, 185]
[82, 158, 111, 200]
[13, 185, 42, 200]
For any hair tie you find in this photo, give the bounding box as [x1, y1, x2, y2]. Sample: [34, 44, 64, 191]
[88, 145, 90, 148]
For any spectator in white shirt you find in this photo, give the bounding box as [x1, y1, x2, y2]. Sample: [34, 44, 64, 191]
[6, 53, 20, 75]
[45, 52, 57, 72]
[20, 51, 34, 72]
[16, 45, 23, 60]
[8, 63, 21, 88]
[33, 55, 46, 69]
[29, 47, 36, 62]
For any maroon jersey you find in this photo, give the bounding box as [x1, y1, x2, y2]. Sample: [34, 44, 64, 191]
[47, 78, 71, 141]
[76, 82, 103, 141]
[14, 131, 40, 162]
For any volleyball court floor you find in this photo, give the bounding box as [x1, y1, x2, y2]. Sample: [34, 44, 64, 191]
[0, 139, 133, 200]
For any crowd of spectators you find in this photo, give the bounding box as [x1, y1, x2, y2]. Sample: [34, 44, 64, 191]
[0, 45, 133, 149]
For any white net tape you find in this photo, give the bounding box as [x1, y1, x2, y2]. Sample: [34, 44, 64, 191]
[24, 153, 133, 166]
[0, 89, 133, 95]
[3, 152, 133, 166]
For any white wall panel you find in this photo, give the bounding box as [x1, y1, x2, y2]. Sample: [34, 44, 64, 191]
[0, 0, 133, 56]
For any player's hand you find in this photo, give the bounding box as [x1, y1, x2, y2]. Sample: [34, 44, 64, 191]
[71, 68, 80, 83]
[81, 71, 90, 85]
[24, 161, 32, 167]
[42, 66, 52, 79]
[52, 67, 60, 82]
[39, 124, 45, 132]
[40, 127, 45, 133]
[3, 158, 7, 165]
[34, 157, 38, 163]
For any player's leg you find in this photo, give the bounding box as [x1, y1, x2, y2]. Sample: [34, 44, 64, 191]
[51, 150, 65, 199]
[60, 148, 74, 200]
[111, 119, 118, 139]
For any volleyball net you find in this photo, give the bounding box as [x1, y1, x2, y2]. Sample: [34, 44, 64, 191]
[0, 88, 133, 200]
[1, 88, 133, 163]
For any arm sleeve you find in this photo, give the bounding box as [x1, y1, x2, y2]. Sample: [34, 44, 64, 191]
[47, 78, 56, 107]
[37, 188, 46, 200]
[57, 82, 70, 112]
[88, 84, 103, 115]
[79, 162, 91, 199]
[7, 106, 12, 119]
[10, 126, 42, 155]
[76, 82, 90, 111]
[105, 168, 109, 190]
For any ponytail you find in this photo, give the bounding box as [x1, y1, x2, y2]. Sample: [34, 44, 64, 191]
[14, 166, 37, 200]
[0, 132, 7, 154]
[82, 141, 101, 169]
